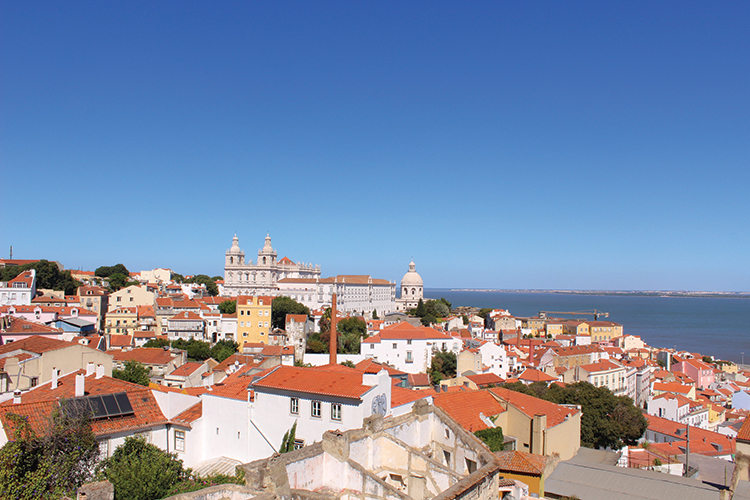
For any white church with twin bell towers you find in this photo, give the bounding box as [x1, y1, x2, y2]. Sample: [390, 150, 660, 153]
[223, 234, 321, 296]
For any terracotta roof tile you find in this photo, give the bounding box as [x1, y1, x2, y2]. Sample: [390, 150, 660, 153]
[251, 365, 372, 400]
[0, 335, 74, 354]
[489, 387, 579, 428]
[108, 348, 175, 366]
[168, 362, 204, 377]
[465, 373, 504, 387]
[391, 386, 430, 407]
[0, 316, 63, 335]
[433, 390, 505, 432]
[494, 450, 548, 475]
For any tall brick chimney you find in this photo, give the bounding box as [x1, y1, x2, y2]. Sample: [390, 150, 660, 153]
[329, 293, 338, 365]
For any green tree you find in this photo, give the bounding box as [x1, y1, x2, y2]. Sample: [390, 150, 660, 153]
[0, 260, 81, 295]
[430, 301, 450, 318]
[429, 350, 457, 385]
[0, 403, 98, 499]
[210, 340, 239, 362]
[97, 436, 188, 500]
[501, 381, 647, 449]
[474, 427, 505, 452]
[108, 273, 129, 292]
[372, 309, 379, 320]
[142, 338, 170, 349]
[279, 421, 298, 453]
[95, 263, 130, 278]
[112, 360, 151, 386]
[340, 360, 356, 368]
[477, 308, 493, 319]
[421, 313, 437, 326]
[171, 273, 185, 283]
[271, 296, 310, 330]
[184, 274, 218, 296]
[218, 299, 237, 315]
[414, 299, 426, 317]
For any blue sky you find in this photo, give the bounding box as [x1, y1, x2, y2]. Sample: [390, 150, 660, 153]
[1, 2, 748, 291]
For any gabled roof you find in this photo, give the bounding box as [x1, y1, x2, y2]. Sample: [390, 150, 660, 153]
[390, 386, 429, 407]
[0, 371, 167, 438]
[109, 335, 133, 347]
[168, 362, 204, 377]
[169, 311, 203, 321]
[408, 373, 431, 387]
[0, 316, 63, 334]
[465, 373, 504, 387]
[645, 414, 735, 455]
[489, 387, 580, 428]
[494, 450, 548, 475]
[579, 360, 622, 373]
[653, 382, 693, 395]
[362, 321, 451, 342]
[355, 358, 406, 376]
[518, 368, 557, 382]
[0, 335, 75, 355]
[738, 417, 750, 443]
[433, 390, 505, 432]
[172, 401, 202, 427]
[108, 348, 175, 366]
[251, 365, 372, 400]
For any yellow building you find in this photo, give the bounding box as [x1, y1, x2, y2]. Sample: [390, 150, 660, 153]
[561, 320, 590, 336]
[236, 295, 274, 348]
[589, 320, 623, 342]
[105, 306, 138, 335]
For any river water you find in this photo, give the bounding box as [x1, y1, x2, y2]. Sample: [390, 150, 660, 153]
[426, 289, 750, 364]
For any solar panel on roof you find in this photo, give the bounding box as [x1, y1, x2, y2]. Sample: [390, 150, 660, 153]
[114, 393, 134, 414]
[101, 394, 119, 415]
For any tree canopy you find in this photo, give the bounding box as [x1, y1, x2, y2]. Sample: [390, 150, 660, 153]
[183, 274, 219, 296]
[95, 263, 130, 278]
[410, 298, 452, 326]
[218, 299, 236, 315]
[112, 360, 151, 386]
[306, 311, 367, 355]
[474, 427, 505, 452]
[0, 260, 81, 295]
[502, 381, 647, 449]
[97, 437, 189, 500]
[142, 338, 239, 363]
[0, 403, 98, 499]
[271, 296, 310, 330]
[429, 350, 457, 385]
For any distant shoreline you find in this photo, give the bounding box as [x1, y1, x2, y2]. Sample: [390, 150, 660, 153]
[427, 289, 750, 299]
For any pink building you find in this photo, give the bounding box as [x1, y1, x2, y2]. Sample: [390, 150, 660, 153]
[673, 358, 714, 390]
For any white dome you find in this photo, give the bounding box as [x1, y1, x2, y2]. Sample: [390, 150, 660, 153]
[401, 260, 423, 286]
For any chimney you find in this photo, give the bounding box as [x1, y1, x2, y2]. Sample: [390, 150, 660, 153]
[529, 341, 535, 367]
[86, 361, 95, 376]
[442, 385, 448, 392]
[75, 373, 85, 397]
[51, 368, 59, 389]
[13, 390, 21, 404]
[95, 364, 105, 379]
[329, 293, 338, 366]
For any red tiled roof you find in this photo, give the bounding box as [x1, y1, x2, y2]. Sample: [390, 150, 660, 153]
[0, 371, 167, 438]
[494, 450, 548, 475]
[0, 352, 32, 369]
[251, 365, 372, 399]
[170, 311, 203, 321]
[738, 417, 750, 443]
[408, 373, 431, 387]
[209, 378, 250, 401]
[489, 387, 579, 428]
[355, 358, 406, 376]
[391, 386, 429, 407]
[0, 335, 74, 354]
[286, 314, 308, 323]
[109, 335, 133, 347]
[168, 362, 204, 377]
[465, 373, 504, 387]
[214, 354, 258, 372]
[646, 414, 735, 455]
[653, 382, 693, 395]
[363, 321, 451, 342]
[108, 348, 175, 366]
[173, 401, 202, 426]
[518, 368, 556, 382]
[0, 316, 63, 334]
[579, 360, 622, 373]
[433, 390, 505, 432]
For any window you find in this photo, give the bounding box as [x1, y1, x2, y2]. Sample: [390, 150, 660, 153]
[443, 450, 451, 465]
[175, 430, 185, 451]
[370, 344, 374, 349]
[98, 439, 109, 459]
[406, 351, 413, 363]
[311, 400, 321, 418]
[331, 403, 342, 420]
[407, 339, 412, 345]
[291, 397, 299, 414]
[393, 343, 397, 349]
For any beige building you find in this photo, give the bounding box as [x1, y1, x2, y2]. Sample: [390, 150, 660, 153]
[108, 285, 155, 312]
[77, 285, 109, 329]
[0, 336, 112, 393]
[105, 306, 138, 336]
[139, 268, 172, 283]
[489, 387, 581, 461]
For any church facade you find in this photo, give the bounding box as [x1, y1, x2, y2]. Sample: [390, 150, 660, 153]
[223, 234, 321, 297]
[395, 260, 424, 312]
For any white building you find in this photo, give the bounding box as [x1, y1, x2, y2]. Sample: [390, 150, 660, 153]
[277, 275, 396, 316]
[362, 321, 461, 374]
[477, 341, 510, 379]
[395, 260, 423, 312]
[647, 393, 709, 429]
[223, 234, 321, 296]
[0, 269, 36, 306]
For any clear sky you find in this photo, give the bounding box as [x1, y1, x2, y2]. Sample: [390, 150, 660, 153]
[1, 2, 748, 291]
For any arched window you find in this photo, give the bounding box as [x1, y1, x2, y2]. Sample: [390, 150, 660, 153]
[412, 288, 416, 295]
[230, 257, 233, 264]
[263, 257, 266, 264]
